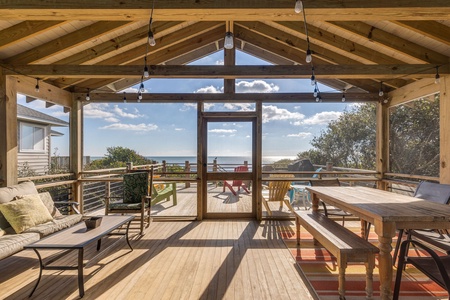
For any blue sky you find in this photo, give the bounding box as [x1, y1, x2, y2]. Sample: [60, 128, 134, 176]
[18, 50, 355, 159]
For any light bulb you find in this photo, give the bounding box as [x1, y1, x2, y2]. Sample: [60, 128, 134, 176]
[294, 0, 303, 13]
[435, 74, 440, 84]
[310, 74, 315, 86]
[315, 95, 320, 102]
[86, 91, 90, 101]
[144, 66, 149, 78]
[379, 90, 384, 97]
[35, 79, 40, 92]
[224, 32, 234, 49]
[123, 92, 127, 103]
[313, 87, 318, 97]
[305, 49, 312, 63]
[137, 92, 142, 102]
[341, 94, 346, 102]
[139, 82, 145, 93]
[148, 31, 156, 46]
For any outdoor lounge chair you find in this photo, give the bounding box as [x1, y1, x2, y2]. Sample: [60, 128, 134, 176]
[262, 174, 294, 216]
[223, 166, 250, 196]
[105, 169, 153, 235]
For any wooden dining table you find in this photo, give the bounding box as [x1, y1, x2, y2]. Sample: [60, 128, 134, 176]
[305, 186, 450, 300]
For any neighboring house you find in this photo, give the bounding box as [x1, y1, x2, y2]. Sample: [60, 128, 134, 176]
[17, 104, 69, 175]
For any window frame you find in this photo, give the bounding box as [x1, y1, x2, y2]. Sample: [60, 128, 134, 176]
[19, 122, 47, 153]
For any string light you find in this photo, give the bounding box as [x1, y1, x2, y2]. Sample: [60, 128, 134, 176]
[305, 48, 312, 64]
[86, 88, 90, 101]
[341, 91, 346, 102]
[313, 86, 318, 97]
[224, 32, 234, 49]
[123, 92, 127, 103]
[294, 0, 303, 13]
[144, 57, 149, 78]
[435, 66, 440, 84]
[147, 0, 156, 47]
[35, 79, 40, 92]
[378, 81, 384, 97]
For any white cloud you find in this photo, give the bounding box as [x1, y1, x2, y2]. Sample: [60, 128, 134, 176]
[84, 103, 116, 119]
[100, 123, 158, 131]
[223, 103, 253, 111]
[175, 128, 185, 131]
[105, 117, 120, 123]
[236, 80, 279, 93]
[113, 105, 143, 119]
[121, 87, 139, 93]
[215, 59, 224, 65]
[297, 111, 342, 125]
[287, 132, 312, 138]
[195, 86, 222, 93]
[262, 105, 305, 123]
[208, 129, 237, 134]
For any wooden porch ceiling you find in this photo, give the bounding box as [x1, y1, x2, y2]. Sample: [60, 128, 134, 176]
[0, 1, 449, 103]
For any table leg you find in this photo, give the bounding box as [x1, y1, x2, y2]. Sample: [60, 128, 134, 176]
[126, 219, 133, 251]
[375, 222, 396, 300]
[29, 249, 43, 297]
[78, 248, 85, 298]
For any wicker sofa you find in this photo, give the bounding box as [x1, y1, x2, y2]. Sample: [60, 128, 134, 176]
[0, 181, 82, 260]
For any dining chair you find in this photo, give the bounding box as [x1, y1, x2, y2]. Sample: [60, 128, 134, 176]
[392, 181, 450, 266]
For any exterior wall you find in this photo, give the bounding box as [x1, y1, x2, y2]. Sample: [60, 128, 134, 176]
[17, 122, 51, 175]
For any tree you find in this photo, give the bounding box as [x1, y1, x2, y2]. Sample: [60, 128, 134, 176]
[297, 96, 440, 176]
[85, 146, 154, 170]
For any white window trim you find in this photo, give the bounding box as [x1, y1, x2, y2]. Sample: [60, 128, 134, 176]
[19, 122, 47, 153]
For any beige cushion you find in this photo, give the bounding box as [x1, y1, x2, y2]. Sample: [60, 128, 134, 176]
[24, 214, 83, 238]
[37, 192, 63, 218]
[0, 195, 53, 234]
[0, 181, 38, 204]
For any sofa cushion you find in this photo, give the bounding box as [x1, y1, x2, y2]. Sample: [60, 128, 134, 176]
[37, 192, 63, 218]
[0, 181, 38, 204]
[0, 195, 53, 234]
[0, 232, 40, 260]
[24, 214, 83, 238]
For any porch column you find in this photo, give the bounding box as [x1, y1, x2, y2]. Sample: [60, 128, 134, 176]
[376, 101, 389, 190]
[0, 71, 18, 186]
[440, 75, 450, 184]
[70, 98, 83, 212]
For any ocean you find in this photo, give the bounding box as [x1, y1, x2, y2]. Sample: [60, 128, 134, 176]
[90, 155, 297, 165]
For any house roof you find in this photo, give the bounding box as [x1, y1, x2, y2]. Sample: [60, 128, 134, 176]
[17, 104, 69, 127]
[0, 2, 449, 103]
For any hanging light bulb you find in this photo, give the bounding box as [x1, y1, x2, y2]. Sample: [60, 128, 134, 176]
[305, 49, 312, 63]
[35, 79, 40, 92]
[139, 79, 145, 93]
[137, 91, 142, 102]
[144, 65, 149, 78]
[123, 92, 127, 103]
[224, 32, 234, 49]
[313, 86, 318, 97]
[341, 93, 346, 102]
[148, 30, 156, 46]
[294, 0, 303, 13]
[378, 81, 384, 97]
[315, 95, 321, 102]
[86, 88, 90, 101]
[310, 74, 315, 86]
[435, 66, 440, 84]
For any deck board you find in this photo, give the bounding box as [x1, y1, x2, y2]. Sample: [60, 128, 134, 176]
[0, 220, 316, 300]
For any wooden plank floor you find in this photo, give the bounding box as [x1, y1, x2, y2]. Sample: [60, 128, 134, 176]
[0, 220, 317, 300]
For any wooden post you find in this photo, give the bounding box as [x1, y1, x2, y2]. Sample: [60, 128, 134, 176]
[440, 75, 450, 184]
[162, 160, 167, 175]
[376, 101, 389, 190]
[185, 160, 190, 188]
[0, 73, 18, 186]
[70, 98, 83, 213]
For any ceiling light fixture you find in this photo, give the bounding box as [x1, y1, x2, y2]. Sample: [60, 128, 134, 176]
[224, 21, 234, 50]
[435, 66, 440, 84]
[143, 0, 156, 79]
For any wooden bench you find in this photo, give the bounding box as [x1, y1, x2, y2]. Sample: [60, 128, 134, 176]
[295, 210, 379, 299]
[151, 182, 177, 206]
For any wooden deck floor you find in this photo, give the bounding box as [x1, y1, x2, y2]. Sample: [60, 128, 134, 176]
[0, 220, 316, 300]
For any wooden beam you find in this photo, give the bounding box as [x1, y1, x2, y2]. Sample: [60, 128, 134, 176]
[3, 21, 132, 65]
[73, 92, 379, 103]
[6, 64, 447, 79]
[11, 76, 72, 109]
[388, 78, 439, 107]
[1, 1, 450, 21]
[70, 96, 83, 211]
[393, 21, 450, 47]
[440, 75, 450, 183]
[0, 73, 18, 186]
[327, 21, 449, 64]
[0, 21, 66, 50]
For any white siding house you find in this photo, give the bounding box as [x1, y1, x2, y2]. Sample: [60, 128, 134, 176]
[17, 104, 69, 175]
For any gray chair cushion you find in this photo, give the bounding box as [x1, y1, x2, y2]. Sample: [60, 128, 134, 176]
[0, 232, 40, 260]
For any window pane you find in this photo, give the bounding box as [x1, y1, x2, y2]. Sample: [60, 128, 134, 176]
[34, 127, 45, 150]
[21, 124, 34, 150]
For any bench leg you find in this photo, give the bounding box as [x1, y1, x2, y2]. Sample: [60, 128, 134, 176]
[365, 255, 375, 299]
[296, 216, 300, 245]
[338, 257, 347, 300]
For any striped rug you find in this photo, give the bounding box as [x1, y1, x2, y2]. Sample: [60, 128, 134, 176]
[277, 221, 448, 299]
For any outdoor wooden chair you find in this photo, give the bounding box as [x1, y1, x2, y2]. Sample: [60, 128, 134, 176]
[262, 174, 294, 216]
[223, 166, 250, 196]
[105, 169, 153, 235]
